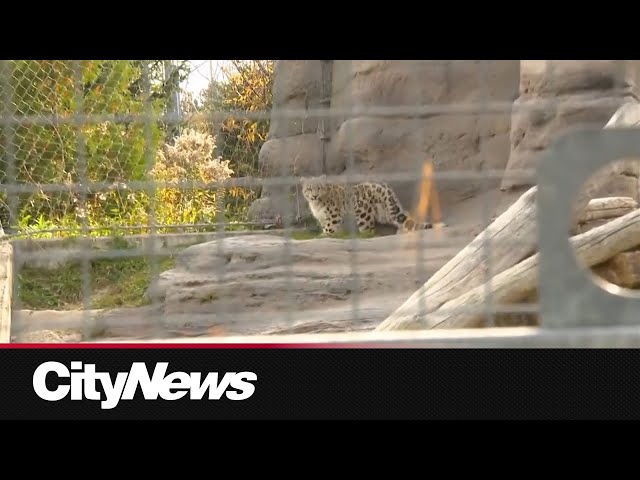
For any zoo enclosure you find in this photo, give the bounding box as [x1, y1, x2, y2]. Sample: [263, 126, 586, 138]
[2, 60, 640, 346]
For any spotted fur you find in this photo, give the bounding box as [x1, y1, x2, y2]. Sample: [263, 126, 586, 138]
[300, 175, 433, 235]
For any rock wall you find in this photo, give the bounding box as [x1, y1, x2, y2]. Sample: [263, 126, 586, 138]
[248, 60, 521, 225]
[248, 60, 333, 224]
[249, 60, 640, 227]
[329, 61, 520, 213]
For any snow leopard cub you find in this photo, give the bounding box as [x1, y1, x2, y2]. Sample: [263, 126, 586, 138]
[300, 175, 433, 235]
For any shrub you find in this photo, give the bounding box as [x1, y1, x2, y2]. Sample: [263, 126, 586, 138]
[149, 128, 234, 230]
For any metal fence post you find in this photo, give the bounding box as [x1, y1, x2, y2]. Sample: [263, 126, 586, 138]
[538, 127, 640, 328]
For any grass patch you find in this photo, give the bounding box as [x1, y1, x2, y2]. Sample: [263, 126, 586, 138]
[290, 231, 320, 240]
[290, 230, 377, 241]
[17, 254, 176, 310]
[199, 292, 218, 303]
[16, 227, 378, 311]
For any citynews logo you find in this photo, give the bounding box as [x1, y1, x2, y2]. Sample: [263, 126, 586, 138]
[32, 361, 257, 410]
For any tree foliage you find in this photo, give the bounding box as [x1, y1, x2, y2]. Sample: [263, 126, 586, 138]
[150, 128, 234, 229]
[0, 59, 272, 237]
[0, 60, 189, 235]
[199, 60, 274, 178]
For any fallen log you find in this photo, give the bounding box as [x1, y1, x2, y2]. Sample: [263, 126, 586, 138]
[376, 195, 640, 331]
[577, 197, 638, 224]
[575, 197, 639, 234]
[424, 206, 640, 329]
[376, 185, 539, 331]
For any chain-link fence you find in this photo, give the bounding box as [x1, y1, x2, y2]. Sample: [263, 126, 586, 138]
[3, 59, 640, 346]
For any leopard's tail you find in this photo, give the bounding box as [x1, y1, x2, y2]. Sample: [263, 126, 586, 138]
[399, 216, 433, 232]
[381, 184, 409, 226]
[381, 183, 432, 232]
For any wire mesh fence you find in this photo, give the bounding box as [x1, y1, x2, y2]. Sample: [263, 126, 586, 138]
[3, 59, 640, 346]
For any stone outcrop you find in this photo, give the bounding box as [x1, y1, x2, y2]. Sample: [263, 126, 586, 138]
[592, 250, 640, 289]
[147, 232, 462, 315]
[137, 231, 464, 336]
[248, 61, 333, 224]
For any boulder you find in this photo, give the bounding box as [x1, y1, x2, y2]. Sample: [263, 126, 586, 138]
[253, 133, 342, 224]
[592, 250, 640, 289]
[269, 60, 331, 138]
[268, 60, 327, 139]
[258, 134, 328, 178]
[272, 60, 324, 106]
